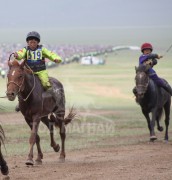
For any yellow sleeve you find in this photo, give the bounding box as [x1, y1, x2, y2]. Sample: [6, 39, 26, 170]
[16, 48, 27, 60]
[42, 47, 62, 63]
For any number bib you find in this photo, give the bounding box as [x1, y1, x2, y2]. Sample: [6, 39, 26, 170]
[26, 46, 46, 72]
[27, 49, 43, 60]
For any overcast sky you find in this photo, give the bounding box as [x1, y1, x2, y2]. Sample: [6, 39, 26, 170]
[0, 0, 171, 29]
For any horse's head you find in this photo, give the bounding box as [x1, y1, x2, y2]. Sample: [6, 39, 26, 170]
[6, 60, 25, 101]
[135, 65, 150, 99]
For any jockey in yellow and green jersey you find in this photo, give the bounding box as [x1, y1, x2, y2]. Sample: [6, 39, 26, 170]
[14, 31, 62, 112]
[14, 31, 62, 89]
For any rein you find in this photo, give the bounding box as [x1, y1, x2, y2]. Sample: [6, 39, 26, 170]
[22, 66, 36, 101]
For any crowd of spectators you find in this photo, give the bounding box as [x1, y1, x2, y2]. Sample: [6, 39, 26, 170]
[0, 43, 113, 78]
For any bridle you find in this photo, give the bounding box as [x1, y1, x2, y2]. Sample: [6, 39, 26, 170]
[7, 54, 36, 101]
[7, 75, 25, 95]
[136, 71, 150, 93]
[7, 67, 36, 101]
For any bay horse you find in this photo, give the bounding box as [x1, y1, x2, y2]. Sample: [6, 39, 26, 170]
[135, 64, 171, 141]
[6, 59, 76, 165]
[0, 125, 9, 175]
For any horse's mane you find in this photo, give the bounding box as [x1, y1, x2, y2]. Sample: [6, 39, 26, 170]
[11, 59, 20, 67]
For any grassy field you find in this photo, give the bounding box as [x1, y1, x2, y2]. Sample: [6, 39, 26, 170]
[1, 50, 172, 156]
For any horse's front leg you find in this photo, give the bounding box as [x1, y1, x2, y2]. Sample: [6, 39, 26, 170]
[142, 109, 151, 134]
[26, 119, 40, 166]
[35, 134, 43, 165]
[164, 102, 170, 141]
[142, 109, 157, 141]
[25, 117, 43, 165]
[149, 109, 157, 141]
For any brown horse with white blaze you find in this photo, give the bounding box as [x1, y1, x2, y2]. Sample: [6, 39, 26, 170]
[6, 59, 76, 165]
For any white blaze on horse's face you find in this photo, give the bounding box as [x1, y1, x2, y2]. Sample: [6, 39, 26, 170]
[136, 71, 149, 96]
[12, 70, 15, 76]
[139, 73, 143, 79]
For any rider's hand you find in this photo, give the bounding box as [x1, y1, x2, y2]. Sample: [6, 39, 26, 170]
[14, 52, 18, 59]
[157, 55, 163, 59]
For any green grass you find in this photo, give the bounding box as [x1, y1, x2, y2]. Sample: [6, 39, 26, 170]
[1, 51, 172, 156]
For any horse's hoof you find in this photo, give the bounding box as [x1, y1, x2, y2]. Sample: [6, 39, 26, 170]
[150, 136, 157, 141]
[25, 159, 34, 166]
[164, 140, 168, 143]
[59, 157, 65, 163]
[157, 126, 163, 132]
[53, 144, 60, 152]
[35, 159, 42, 165]
[1, 165, 9, 175]
[59, 153, 65, 163]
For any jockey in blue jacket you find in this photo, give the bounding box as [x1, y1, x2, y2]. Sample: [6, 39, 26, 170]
[133, 43, 172, 96]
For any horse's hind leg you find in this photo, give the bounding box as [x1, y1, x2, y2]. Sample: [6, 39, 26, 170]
[156, 108, 163, 132]
[59, 121, 66, 161]
[0, 145, 9, 175]
[164, 102, 170, 141]
[55, 111, 66, 162]
[41, 116, 60, 152]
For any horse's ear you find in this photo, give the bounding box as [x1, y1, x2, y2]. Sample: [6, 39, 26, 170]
[20, 60, 26, 69]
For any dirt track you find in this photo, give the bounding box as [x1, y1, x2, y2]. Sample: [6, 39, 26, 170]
[1, 140, 172, 180]
[1, 112, 172, 180]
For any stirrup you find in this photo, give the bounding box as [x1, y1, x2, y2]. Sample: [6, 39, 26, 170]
[15, 105, 20, 112]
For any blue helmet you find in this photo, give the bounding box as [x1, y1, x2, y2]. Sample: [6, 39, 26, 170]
[26, 31, 40, 42]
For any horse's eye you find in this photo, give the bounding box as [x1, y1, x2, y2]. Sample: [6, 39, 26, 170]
[19, 75, 23, 79]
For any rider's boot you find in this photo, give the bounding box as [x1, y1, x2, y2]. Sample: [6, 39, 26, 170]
[15, 103, 20, 112]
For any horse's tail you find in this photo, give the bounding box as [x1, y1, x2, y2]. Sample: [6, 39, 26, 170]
[51, 106, 76, 127]
[63, 107, 76, 125]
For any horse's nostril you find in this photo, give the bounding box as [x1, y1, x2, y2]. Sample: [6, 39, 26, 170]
[6, 91, 16, 99]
